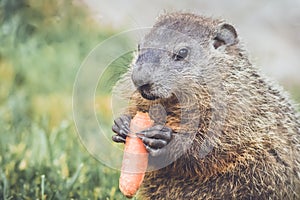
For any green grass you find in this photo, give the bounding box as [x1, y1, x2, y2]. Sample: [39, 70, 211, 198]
[0, 116, 122, 199]
[0, 0, 130, 199]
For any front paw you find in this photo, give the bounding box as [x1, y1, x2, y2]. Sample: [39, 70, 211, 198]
[137, 125, 172, 157]
[112, 114, 131, 143]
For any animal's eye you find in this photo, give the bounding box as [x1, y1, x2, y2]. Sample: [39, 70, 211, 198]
[172, 48, 189, 61]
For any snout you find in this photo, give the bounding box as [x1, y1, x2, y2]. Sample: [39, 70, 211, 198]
[131, 67, 160, 100]
[131, 47, 163, 100]
[131, 64, 151, 88]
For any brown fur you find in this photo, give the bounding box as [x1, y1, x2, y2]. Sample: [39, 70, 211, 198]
[117, 12, 300, 199]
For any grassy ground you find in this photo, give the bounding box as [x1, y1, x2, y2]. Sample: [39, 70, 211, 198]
[0, 1, 129, 199]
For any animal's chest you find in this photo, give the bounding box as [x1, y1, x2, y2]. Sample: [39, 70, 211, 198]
[139, 169, 202, 200]
[145, 102, 182, 130]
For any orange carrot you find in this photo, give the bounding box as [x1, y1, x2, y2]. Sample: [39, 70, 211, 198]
[119, 112, 154, 198]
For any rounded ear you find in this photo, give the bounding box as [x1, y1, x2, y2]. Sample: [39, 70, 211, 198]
[213, 23, 238, 49]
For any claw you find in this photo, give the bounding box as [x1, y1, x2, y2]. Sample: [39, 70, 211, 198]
[139, 125, 172, 141]
[112, 124, 120, 134]
[145, 146, 166, 157]
[112, 135, 126, 143]
[139, 136, 167, 149]
[137, 124, 173, 157]
[111, 114, 131, 144]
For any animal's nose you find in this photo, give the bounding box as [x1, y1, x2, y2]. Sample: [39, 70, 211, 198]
[131, 48, 161, 88]
[131, 65, 151, 88]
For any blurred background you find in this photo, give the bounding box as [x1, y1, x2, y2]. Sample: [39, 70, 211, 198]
[0, 0, 299, 199]
[84, 0, 300, 91]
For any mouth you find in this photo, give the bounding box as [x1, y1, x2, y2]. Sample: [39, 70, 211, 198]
[138, 84, 160, 100]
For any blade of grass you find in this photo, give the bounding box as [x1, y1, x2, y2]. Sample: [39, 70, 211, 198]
[66, 163, 84, 190]
[41, 174, 45, 200]
[0, 168, 8, 200]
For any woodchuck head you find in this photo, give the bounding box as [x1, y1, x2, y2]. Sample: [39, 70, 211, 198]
[131, 12, 242, 101]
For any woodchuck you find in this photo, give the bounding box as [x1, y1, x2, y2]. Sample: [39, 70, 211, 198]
[112, 12, 300, 199]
